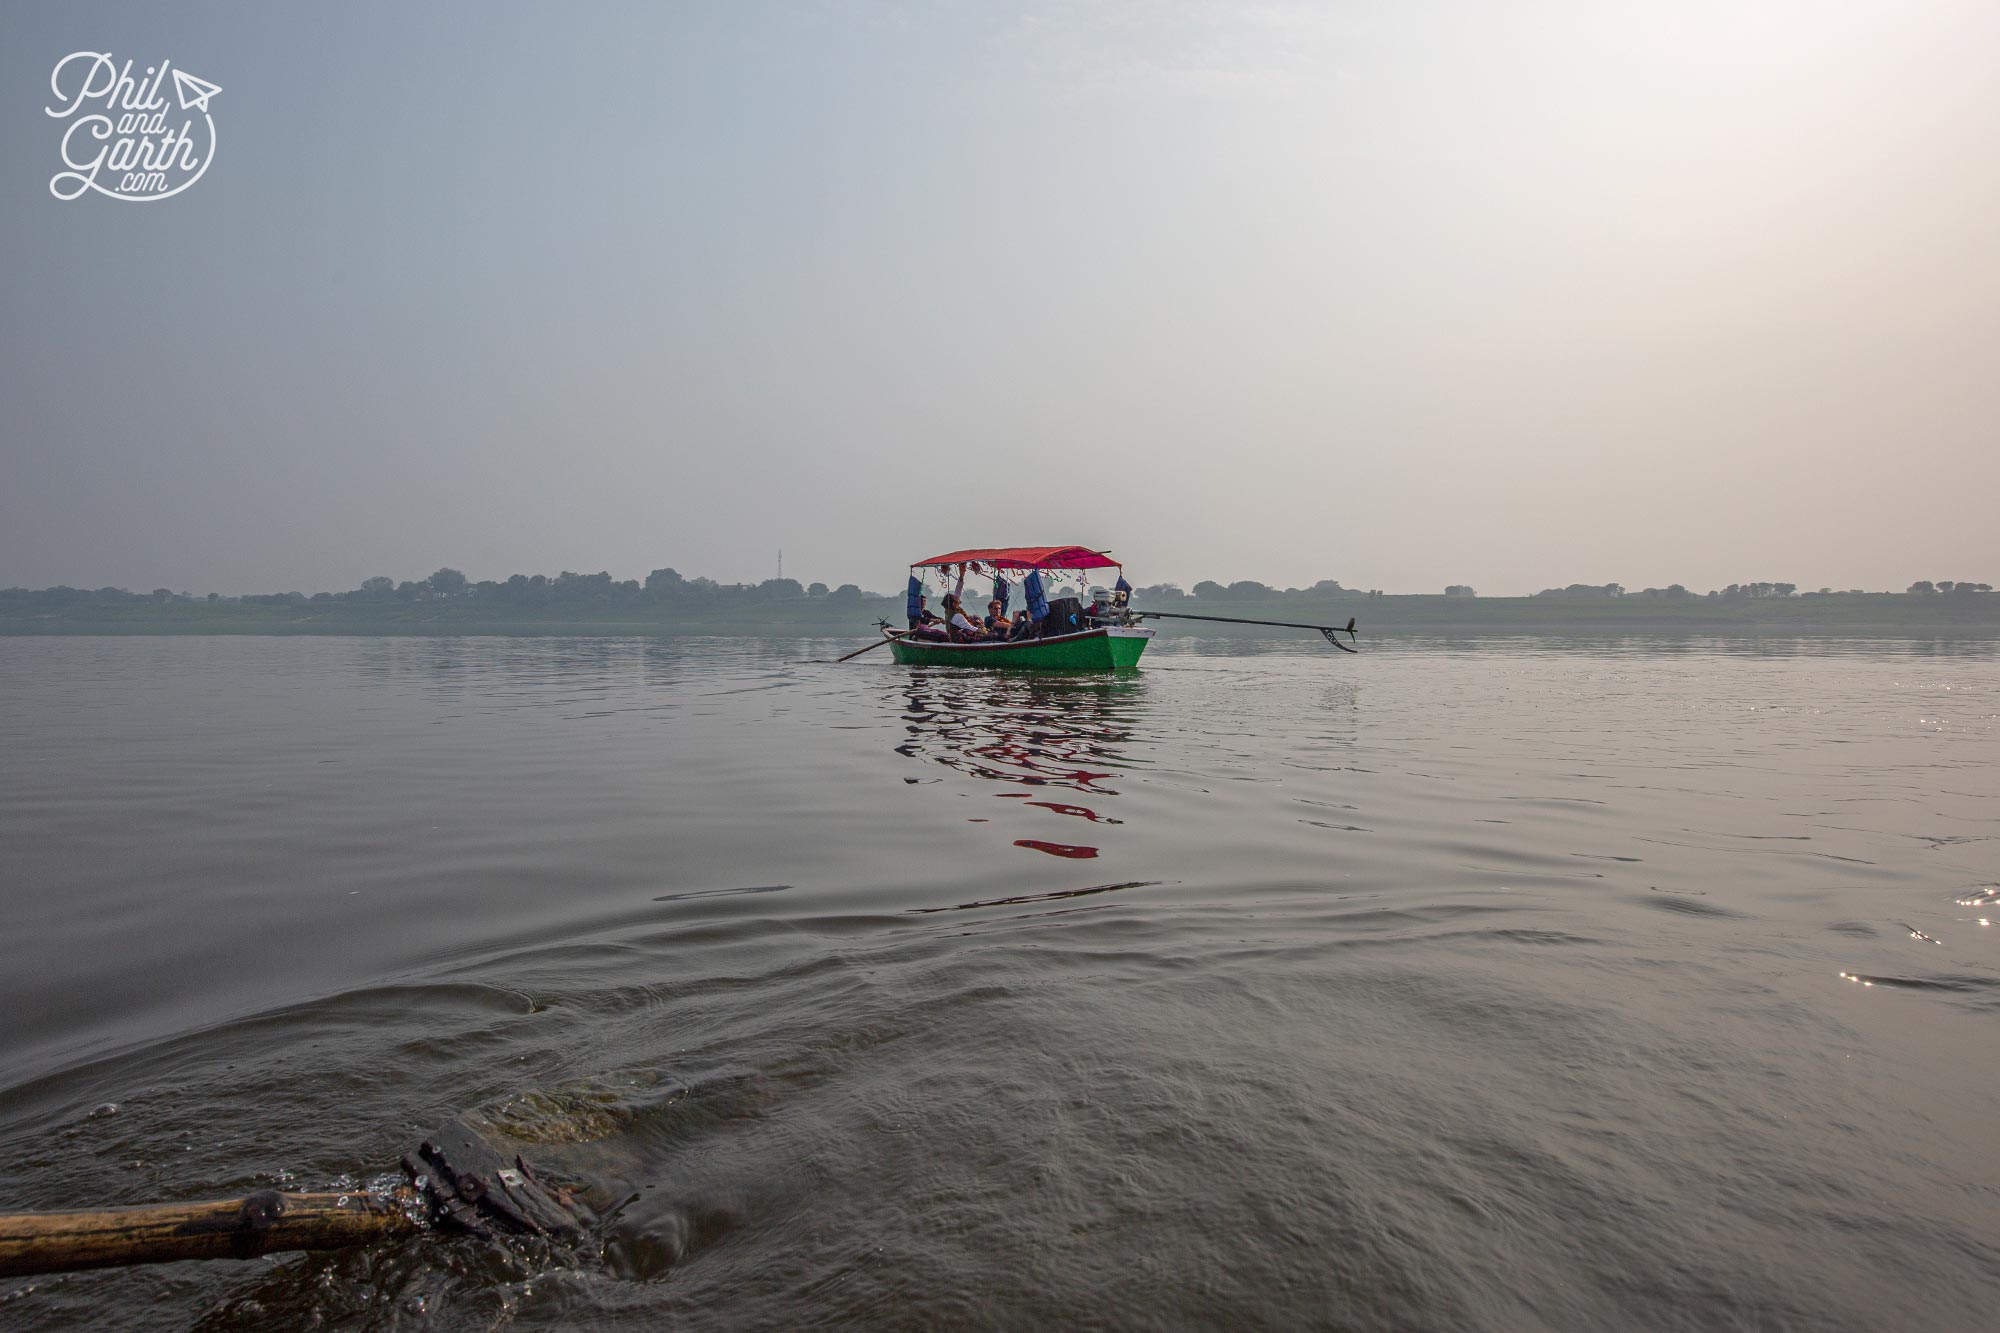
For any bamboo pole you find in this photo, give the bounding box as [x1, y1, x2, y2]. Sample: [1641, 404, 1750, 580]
[0, 1187, 421, 1279]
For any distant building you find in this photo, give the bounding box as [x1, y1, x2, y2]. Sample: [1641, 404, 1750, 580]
[1444, 585, 1476, 597]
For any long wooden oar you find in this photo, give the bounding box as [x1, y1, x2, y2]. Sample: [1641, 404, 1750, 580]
[0, 1189, 420, 1278]
[0, 1115, 588, 1279]
[1133, 610, 1359, 652]
[833, 632, 899, 663]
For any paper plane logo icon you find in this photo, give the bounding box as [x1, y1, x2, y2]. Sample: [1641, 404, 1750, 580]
[171, 68, 221, 113]
[47, 51, 222, 200]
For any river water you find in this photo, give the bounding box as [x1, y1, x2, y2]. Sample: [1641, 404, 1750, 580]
[0, 635, 1995, 1330]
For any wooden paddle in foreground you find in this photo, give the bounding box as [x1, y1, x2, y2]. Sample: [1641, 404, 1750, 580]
[0, 1117, 590, 1280]
[0, 1189, 419, 1277]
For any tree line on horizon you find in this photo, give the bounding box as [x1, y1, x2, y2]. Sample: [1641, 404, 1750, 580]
[2, 568, 876, 611]
[1, 571, 1386, 607]
[1534, 580, 1993, 599]
[2, 570, 1366, 608]
[2, 568, 1991, 612]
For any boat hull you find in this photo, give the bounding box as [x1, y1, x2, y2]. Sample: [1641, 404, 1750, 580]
[888, 625, 1152, 671]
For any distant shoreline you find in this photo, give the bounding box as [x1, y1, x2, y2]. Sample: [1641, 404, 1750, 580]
[5, 592, 1997, 639]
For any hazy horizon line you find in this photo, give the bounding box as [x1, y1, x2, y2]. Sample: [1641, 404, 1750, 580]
[10, 567, 1992, 602]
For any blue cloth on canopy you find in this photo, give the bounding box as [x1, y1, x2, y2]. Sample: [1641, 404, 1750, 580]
[905, 575, 923, 621]
[995, 576, 1009, 614]
[1114, 574, 1131, 594]
[1024, 570, 1049, 620]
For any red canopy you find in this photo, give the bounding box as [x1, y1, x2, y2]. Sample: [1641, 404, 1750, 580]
[914, 546, 1119, 571]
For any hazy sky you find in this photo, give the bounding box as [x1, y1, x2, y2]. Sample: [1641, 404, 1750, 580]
[4, 1, 1996, 595]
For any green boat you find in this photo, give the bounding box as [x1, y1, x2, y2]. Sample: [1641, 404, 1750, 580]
[831, 543, 1356, 672]
[880, 544, 1151, 673]
[887, 623, 1154, 670]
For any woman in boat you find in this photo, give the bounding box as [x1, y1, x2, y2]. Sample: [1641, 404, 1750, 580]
[941, 593, 990, 642]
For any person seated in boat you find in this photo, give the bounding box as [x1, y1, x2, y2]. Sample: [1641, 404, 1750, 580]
[1084, 585, 1133, 626]
[1008, 607, 1040, 640]
[983, 598, 1012, 636]
[907, 593, 947, 639]
[941, 593, 991, 642]
[1109, 591, 1135, 625]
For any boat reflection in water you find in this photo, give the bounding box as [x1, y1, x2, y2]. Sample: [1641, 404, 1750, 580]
[890, 668, 1155, 877]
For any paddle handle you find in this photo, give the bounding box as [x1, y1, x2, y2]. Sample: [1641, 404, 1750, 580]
[0, 1188, 421, 1278]
[834, 631, 901, 663]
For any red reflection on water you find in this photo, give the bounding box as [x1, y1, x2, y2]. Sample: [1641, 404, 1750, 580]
[1014, 839, 1099, 859]
[1025, 800, 1114, 824]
